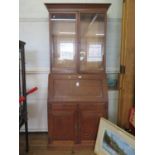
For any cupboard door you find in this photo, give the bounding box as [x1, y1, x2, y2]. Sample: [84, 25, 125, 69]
[79, 104, 106, 141]
[48, 104, 77, 142]
[79, 13, 106, 73]
[50, 13, 77, 73]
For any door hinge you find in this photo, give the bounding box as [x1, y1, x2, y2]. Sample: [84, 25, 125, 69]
[120, 65, 126, 74]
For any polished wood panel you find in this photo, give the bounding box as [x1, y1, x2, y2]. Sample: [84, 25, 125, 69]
[48, 103, 107, 145]
[48, 73, 108, 102]
[48, 104, 77, 142]
[54, 80, 102, 96]
[45, 3, 111, 13]
[118, 0, 135, 128]
[79, 104, 106, 141]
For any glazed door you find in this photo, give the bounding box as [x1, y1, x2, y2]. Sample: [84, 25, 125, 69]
[50, 13, 78, 73]
[49, 12, 107, 74]
[79, 13, 106, 73]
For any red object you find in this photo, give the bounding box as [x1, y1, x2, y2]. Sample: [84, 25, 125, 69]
[129, 107, 135, 128]
[26, 87, 38, 95]
[19, 87, 38, 104]
[19, 96, 25, 103]
[129, 107, 135, 135]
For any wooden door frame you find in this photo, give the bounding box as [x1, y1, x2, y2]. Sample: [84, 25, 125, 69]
[117, 0, 135, 129]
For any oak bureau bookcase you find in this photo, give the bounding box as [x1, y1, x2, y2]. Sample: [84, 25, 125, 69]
[45, 3, 111, 147]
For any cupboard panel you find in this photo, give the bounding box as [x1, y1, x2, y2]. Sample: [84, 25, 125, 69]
[79, 104, 106, 141]
[48, 104, 77, 142]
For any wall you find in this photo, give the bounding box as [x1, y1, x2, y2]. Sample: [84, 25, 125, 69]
[19, 0, 122, 131]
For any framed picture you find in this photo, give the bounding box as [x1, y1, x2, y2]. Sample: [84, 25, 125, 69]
[94, 118, 135, 155]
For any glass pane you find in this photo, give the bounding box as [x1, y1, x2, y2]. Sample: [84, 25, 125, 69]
[50, 13, 76, 72]
[80, 13, 105, 72]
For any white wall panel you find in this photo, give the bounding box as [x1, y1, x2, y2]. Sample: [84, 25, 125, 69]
[26, 74, 48, 101]
[106, 19, 122, 72]
[19, 22, 50, 68]
[108, 91, 119, 124]
[21, 100, 48, 131]
[19, 0, 48, 18]
[21, 74, 48, 131]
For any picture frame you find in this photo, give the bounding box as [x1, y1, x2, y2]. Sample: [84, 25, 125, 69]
[94, 118, 135, 155]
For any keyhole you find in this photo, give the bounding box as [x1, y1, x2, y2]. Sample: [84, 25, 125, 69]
[76, 82, 79, 87]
